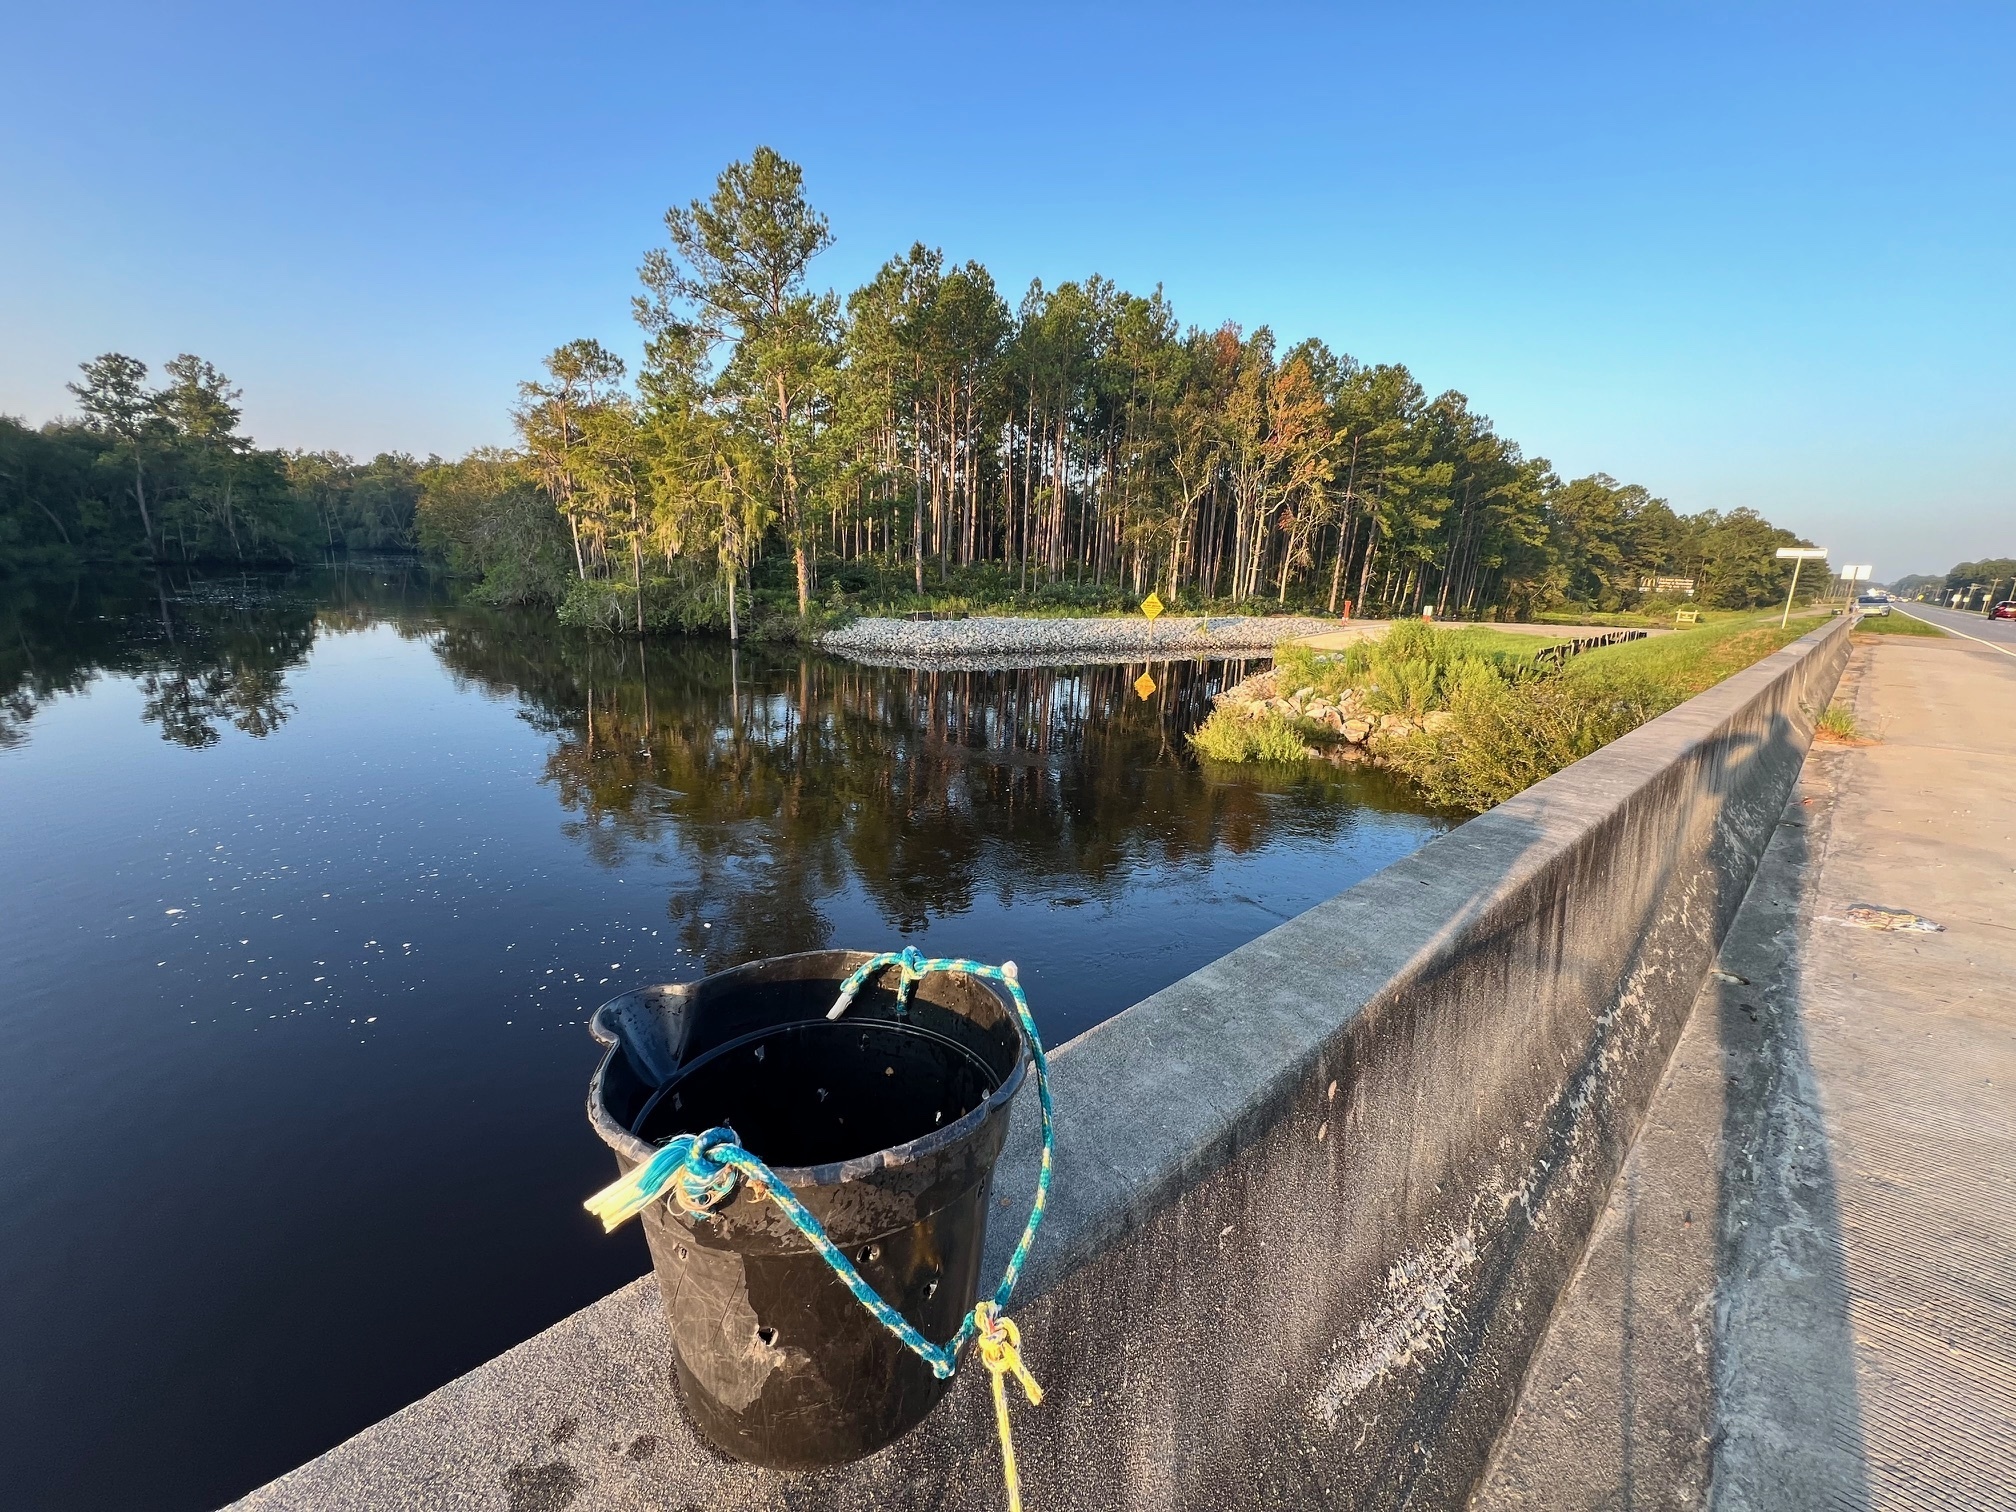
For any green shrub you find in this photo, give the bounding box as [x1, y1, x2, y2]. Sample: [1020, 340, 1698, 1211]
[1202, 612, 1814, 804]
[1378, 673, 1662, 811]
[555, 566, 731, 635]
[1189, 707, 1312, 763]
[1272, 622, 1544, 719]
[746, 602, 853, 643]
[1383, 613, 1815, 809]
[1815, 703, 1866, 741]
[555, 579, 634, 633]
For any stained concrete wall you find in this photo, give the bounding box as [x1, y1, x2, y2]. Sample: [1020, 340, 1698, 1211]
[232, 618, 1851, 1512]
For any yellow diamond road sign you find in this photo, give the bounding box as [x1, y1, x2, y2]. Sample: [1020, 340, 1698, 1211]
[1141, 592, 1164, 620]
[1134, 672, 1157, 700]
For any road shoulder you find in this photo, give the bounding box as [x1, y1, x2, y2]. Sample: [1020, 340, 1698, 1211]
[1473, 634, 2016, 1512]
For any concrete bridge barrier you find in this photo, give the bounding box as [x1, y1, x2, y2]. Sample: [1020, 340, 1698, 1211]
[234, 617, 1851, 1512]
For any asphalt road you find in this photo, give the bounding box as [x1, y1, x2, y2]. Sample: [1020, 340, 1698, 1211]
[1892, 598, 2016, 651]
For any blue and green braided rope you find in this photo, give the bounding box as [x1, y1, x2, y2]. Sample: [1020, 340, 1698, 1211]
[828, 948, 1057, 1344]
[586, 948, 1055, 1381]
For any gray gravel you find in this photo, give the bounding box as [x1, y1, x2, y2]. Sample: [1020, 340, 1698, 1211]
[821, 614, 1339, 667]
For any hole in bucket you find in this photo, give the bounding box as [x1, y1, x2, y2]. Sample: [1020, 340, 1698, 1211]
[857, 1244, 881, 1266]
[636, 1019, 1003, 1167]
[755, 1326, 778, 1348]
[924, 1278, 939, 1300]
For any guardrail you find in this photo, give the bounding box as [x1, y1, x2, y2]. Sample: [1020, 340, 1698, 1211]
[1533, 627, 1650, 669]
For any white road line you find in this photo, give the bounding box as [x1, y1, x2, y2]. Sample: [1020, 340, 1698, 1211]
[1896, 607, 2016, 658]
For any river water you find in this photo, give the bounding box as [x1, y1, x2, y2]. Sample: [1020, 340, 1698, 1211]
[0, 560, 1451, 1510]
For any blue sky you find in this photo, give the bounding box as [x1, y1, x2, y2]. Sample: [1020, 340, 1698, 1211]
[3, 2, 2010, 577]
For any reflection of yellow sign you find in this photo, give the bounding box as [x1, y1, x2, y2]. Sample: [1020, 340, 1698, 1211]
[1141, 592, 1164, 621]
[1134, 672, 1157, 700]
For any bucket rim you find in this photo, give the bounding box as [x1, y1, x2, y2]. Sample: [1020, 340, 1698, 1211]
[587, 948, 1030, 1193]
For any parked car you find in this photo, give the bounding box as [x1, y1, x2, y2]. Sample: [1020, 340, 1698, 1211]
[1991, 601, 2016, 621]
[1856, 593, 1892, 616]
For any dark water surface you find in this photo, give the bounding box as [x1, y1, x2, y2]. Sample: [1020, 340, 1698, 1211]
[0, 562, 1451, 1511]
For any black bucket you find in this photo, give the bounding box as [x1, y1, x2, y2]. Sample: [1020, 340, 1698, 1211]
[587, 949, 1028, 1469]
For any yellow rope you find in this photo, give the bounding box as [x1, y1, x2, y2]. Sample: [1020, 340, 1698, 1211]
[973, 1302, 1043, 1512]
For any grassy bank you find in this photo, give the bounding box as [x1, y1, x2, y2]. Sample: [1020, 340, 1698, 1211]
[1192, 614, 1822, 811]
[1529, 603, 1741, 629]
[1854, 612, 1947, 637]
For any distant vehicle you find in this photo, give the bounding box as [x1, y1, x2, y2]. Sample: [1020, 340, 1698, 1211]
[1855, 593, 1891, 616]
[1991, 601, 2016, 621]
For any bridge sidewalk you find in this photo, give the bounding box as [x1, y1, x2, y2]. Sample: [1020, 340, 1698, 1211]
[1474, 631, 2016, 1511]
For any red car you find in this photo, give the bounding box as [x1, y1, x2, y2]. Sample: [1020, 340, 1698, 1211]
[1992, 601, 2016, 621]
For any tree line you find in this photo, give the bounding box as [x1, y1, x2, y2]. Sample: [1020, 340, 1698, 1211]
[1892, 559, 2016, 607]
[438, 147, 1822, 636]
[0, 353, 426, 569]
[4, 147, 1823, 634]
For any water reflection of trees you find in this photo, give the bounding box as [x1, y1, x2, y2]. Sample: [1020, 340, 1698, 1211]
[4, 568, 1438, 964]
[310, 554, 449, 639]
[0, 566, 393, 749]
[427, 620, 1430, 966]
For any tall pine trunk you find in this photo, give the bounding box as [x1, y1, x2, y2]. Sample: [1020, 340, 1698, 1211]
[913, 403, 926, 594]
[632, 501, 646, 636]
[132, 453, 157, 559]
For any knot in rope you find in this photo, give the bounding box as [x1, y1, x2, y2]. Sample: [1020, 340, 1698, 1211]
[583, 1125, 741, 1231]
[973, 1301, 1043, 1512]
[826, 942, 932, 1020]
[973, 1302, 1043, 1406]
[669, 1137, 739, 1216]
[888, 945, 929, 1013]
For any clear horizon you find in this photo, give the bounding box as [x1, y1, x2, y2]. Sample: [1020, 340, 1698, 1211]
[3, 2, 2010, 578]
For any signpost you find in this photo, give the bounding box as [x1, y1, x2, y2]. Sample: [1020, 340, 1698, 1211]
[1832, 564, 1871, 608]
[1136, 596, 1171, 695]
[1775, 546, 1829, 628]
